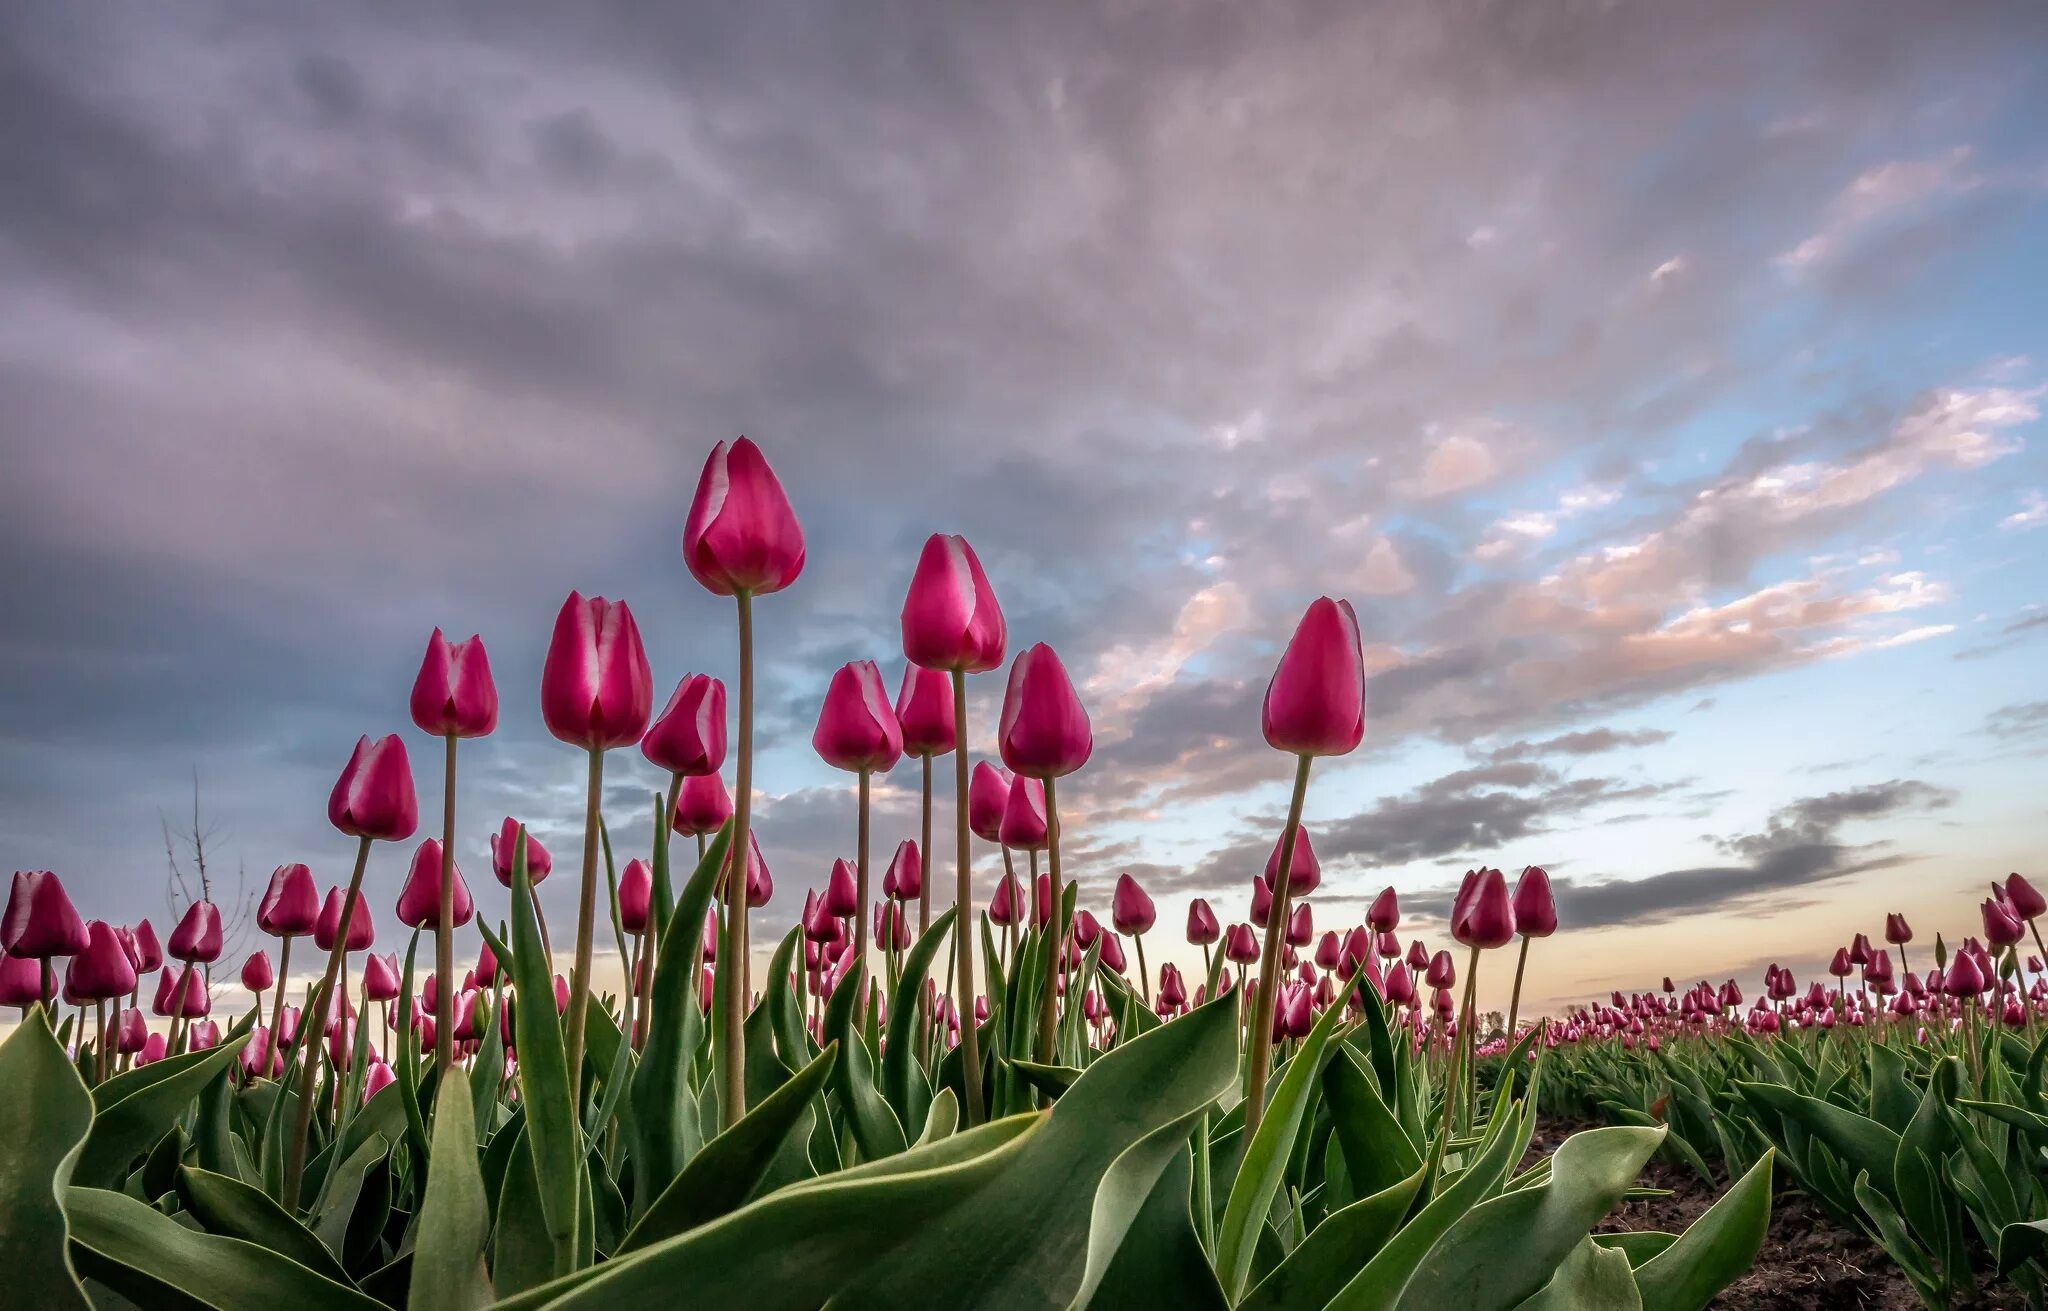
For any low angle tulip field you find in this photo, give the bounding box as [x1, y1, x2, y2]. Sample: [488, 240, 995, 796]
[0, 436, 2038, 1310]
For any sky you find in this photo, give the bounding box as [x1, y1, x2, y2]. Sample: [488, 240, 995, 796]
[3, 1, 2046, 1018]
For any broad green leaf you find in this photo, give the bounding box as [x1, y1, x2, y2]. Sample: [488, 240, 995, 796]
[1088, 1140, 1230, 1311]
[883, 907, 958, 1136]
[1240, 1168, 1424, 1311]
[310, 1132, 387, 1260]
[1513, 1237, 1643, 1310]
[175, 1165, 352, 1287]
[821, 961, 908, 1161]
[1735, 1081, 1898, 1196]
[1999, 1217, 2048, 1275]
[1591, 1231, 1678, 1264]
[1632, 1149, 1774, 1311]
[1075, 1105, 1213, 1305]
[74, 1028, 252, 1188]
[1326, 1046, 1422, 1199]
[492, 1127, 555, 1299]
[410, 1066, 491, 1310]
[0, 1009, 92, 1309]
[917, 1087, 960, 1146]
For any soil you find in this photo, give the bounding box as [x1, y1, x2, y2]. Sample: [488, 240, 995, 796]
[1524, 1118, 2030, 1310]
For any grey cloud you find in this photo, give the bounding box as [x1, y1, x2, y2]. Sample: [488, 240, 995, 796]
[1483, 728, 1674, 763]
[1983, 702, 2048, 742]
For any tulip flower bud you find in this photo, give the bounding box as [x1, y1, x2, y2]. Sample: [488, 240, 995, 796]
[1983, 896, 2025, 948]
[727, 832, 773, 908]
[900, 533, 1007, 673]
[168, 900, 224, 964]
[1186, 898, 1220, 946]
[1100, 932, 1128, 975]
[127, 920, 163, 974]
[69, 921, 139, 1001]
[801, 890, 834, 943]
[672, 774, 735, 837]
[1261, 597, 1366, 757]
[1425, 950, 1456, 990]
[1112, 874, 1155, 936]
[814, 660, 904, 774]
[700, 907, 721, 963]
[316, 887, 376, 953]
[1249, 876, 1274, 928]
[328, 735, 418, 842]
[883, 840, 922, 903]
[116, 1007, 148, 1055]
[895, 664, 959, 757]
[1367, 886, 1399, 933]
[0, 950, 52, 1006]
[1945, 949, 1986, 997]
[683, 437, 806, 597]
[822, 859, 859, 918]
[1033, 873, 1054, 928]
[1828, 948, 1853, 977]
[365, 952, 400, 1002]
[1885, 912, 1912, 945]
[1451, 867, 1516, 949]
[968, 761, 1013, 843]
[363, 1060, 397, 1103]
[410, 629, 498, 738]
[1265, 828, 1320, 895]
[1315, 931, 1343, 972]
[988, 874, 1023, 927]
[1223, 923, 1261, 965]
[240, 950, 274, 994]
[999, 775, 1050, 851]
[1384, 962, 1416, 1005]
[188, 1018, 219, 1049]
[2, 871, 89, 958]
[396, 839, 474, 930]
[642, 674, 728, 777]
[541, 593, 653, 751]
[997, 644, 1092, 779]
[256, 865, 319, 938]
[175, 964, 211, 1018]
[1511, 866, 1556, 938]
[489, 819, 551, 889]
[619, 858, 653, 935]
[1287, 902, 1314, 948]
[1848, 932, 1873, 966]
[2009, 873, 2047, 921]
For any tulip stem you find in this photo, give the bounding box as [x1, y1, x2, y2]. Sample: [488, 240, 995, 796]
[950, 671, 985, 1124]
[564, 746, 605, 1112]
[853, 768, 872, 1030]
[1506, 935, 1531, 1040]
[1244, 754, 1313, 1139]
[721, 589, 755, 1130]
[1135, 934, 1151, 1007]
[1035, 775, 1066, 1071]
[285, 833, 371, 1211]
[95, 999, 107, 1084]
[436, 733, 457, 1079]
[1001, 846, 1018, 974]
[270, 936, 294, 1068]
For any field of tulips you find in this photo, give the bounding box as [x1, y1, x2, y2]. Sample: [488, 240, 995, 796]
[1537, 887, 2048, 1307]
[3, 437, 1788, 1309]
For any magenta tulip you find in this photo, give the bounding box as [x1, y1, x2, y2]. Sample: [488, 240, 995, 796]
[240, 950, 273, 994]
[491, 819, 553, 887]
[396, 839, 473, 930]
[1367, 887, 1399, 933]
[258, 865, 319, 936]
[999, 775, 1049, 851]
[1512, 867, 1556, 938]
[70, 922, 139, 1001]
[813, 661, 904, 773]
[900, 534, 1006, 672]
[1452, 867, 1516, 949]
[1112, 874, 1155, 936]
[168, 900, 223, 963]
[997, 644, 1092, 779]
[672, 774, 734, 837]
[619, 858, 653, 935]
[2, 871, 89, 958]
[643, 674, 728, 776]
[1187, 899, 1220, 946]
[969, 762, 1013, 842]
[0, 951, 51, 1006]
[895, 665, 958, 757]
[127, 920, 163, 974]
[541, 593, 653, 750]
[2009, 873, 2047, 920]
[884, 840, 922, 903]
[682, 437, 806, 597]
[1264, 828, 1320, 894]
[822, 859, 859, 918]
[988, 875, 1022, 927]
[316, 887, 375, 953]
[1262, 597, 1366, 757]
[364, 952, 400, 1002]
[409, 629, 498, 738]
[327, 735, 418, 842]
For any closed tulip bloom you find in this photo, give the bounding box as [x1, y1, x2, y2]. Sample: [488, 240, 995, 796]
[70, 922, 138, 1001]
[1828, 947, 1853, 977]
[895, 664, 958, 757]
[327, 735, 419, 842]
[672, 774, 735, 837]
[822, 858, 859, 918]
[1406, 939, 1429, 969]
[476, 939, 504, 986]
[137, 1032, 167, 1065]
[683, 437, 806, 596]
[968, 762, 1013, 842]
[1512, 866, 1557, 938]
[258, 865, 320, 936]
[240, 950, 273, 993]
[1034, 873, 1054, 927]
[1100, 933, 1128, 975]
[1224, 923, 1261, 965]
[700, 908, 721, 963]
[1848, 932, 1873, 965]
[1425, 950, 1456, 989]
[900, 534, 1006, 672]
[801, 890, 835, 943]
[1377, 930, 1401, 960]
[883, 840, 921, 903]
[396, 840, 474, 930]
[541, 593, 654, 750]
[988, 874, 1023, 927]
[175, 964, 211, 1018]
[363, 1060, 397, 1103]
[1451, 867, 1516, 949]
[619, 859, 653, 935]
[642, 674, 728, 776]
[1261, 597, 1366, 757]
[1367, 886, 1400, 933]
[410, 629, 498, 738]
[364, 952, 400, 1002]
[0, 951, 50, 1006]
[2, 871, 89, 958]
[1112, 874, 1155, 935]
[127, 919, 163, 974]
[1384, 961, 1416, 1005]
[1282, 985, 1314, 1040]
[1265, 827, 1320, 894]
[188, 1019, 219, 1049]
[316, 887, 375, 952]
[491, 819, 553, 887]
[1945, 949, 1987, 997]
[734, 833, 774, 908]
[814, 661, 904, 773]
[1286, 902, 1314, 948]
[998, 644, 1092, 778]
[999, 775, 1050, 850]
[1186, 898, 1220, 946]
[1249, 876, 1273, 928]
[116, 1007, 147, 1054]
[1984, 896, 2026, 948]
[169, 900, 224, 963]
[1885, 912, 1912, 945]
[150, 966, 179, 1016]
[2009, 873, 2047, 920]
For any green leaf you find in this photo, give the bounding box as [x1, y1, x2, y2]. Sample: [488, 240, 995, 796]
[1513, 1237, 1643, 1311]
[64, 1185, 384, 1310]
[175, 1166, 353, 1287]
[883, 907, 958, 1136]
[1075, 1105, 1214, 1305]
[410, 1065, 491, 1309]
[1998, 1217, 2048, 1275]
[1240, 1168, 1425, 1311]
[1326, 1045, 1423, 1200]
[310, 1132, 387, 1260]
[917, 1087, 960, 1146]
[1735, 1081, 1899, 1197]
[74, 1028, 252, 1188]
[1089, 1140, 1230, 1311]
[1632, 1149, 1774, 1311]
[0, 1009, 92, 1309]
[821, 961, 908, 1161]
[491, 1126, 555, 1299]
[1591, 1231, 1677, 1265]
[617, 1042, 838, 1254]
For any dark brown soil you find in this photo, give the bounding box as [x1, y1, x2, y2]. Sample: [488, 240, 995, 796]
[1525, 1119, 2028, 1310]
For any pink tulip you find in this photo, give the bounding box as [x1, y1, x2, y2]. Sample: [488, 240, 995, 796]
[968, 762, 1013, 842]
[1828, 948, 1853, 977]
[813, 661, 904, 773]
[1451, 867, 1516, 949]
[70, 922, 139, 1001]
[671, 774, 734, 837]
[116, 1007, 147, 1054]
[138, 1032, 167, 1065]
[126, 920, 163, 973]
[150, 966, 179, 1016]
[476, 938, 504, 986]
[491, 819, 553, 887]
[1885, 912, 1912, 945]
[998, 644, 1092, 778]
[167, 900, 224, 963]
[1265, 828, 1320, 895]
[316, 887, 375, 953]
[541, 593, 653, 750]
[726, 832, 774, 909]
[2009, 873, 2047, 920]
[188, 1019, 219, 1049]
[1112, 874, 1155, 936]
[327, 735, 419, 842]
[1384, 962, 1416, 1005]
[998, 775, 1050, 851]
[988, 875, 1023, 927]
[1224, 923, 1261, 965]
[410, 629, 498, 738]
[1983, 896, 2025, 948]
[1512, 866, 1556, 938]
[1262, 597, 1366, 757]
[1367, 887, 1399, 933]
[900, 534, 1006, 672]
[883, 840, 921, 903]
[801, 891, 836, 943]
[396, 839, 474, 930]
[240, 950, 274, 993]
[642, 674, 728, 776]
[1286, 903, 1314, 949]
[1316, 931, 1343, 972]
[364, 952, 400, 1002]
[0, 951, 51, 1006]
[683, 437, 806, 597]
[258, 865, 320, 937]
[1425, 950, 1456, 989]
[1186, 899, 1220, 946]
[822, 858, 859, 918]
[1250, 876, 1273, 928]
[619, 858, 653, 935]
[895, 664, 958, 757]
[175, 964, 211, 1018]
[2, 871, 89, 958]
[363, 1060, 397, 1103]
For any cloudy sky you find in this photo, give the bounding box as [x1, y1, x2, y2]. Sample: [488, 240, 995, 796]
[4, 1, 2045, 1014]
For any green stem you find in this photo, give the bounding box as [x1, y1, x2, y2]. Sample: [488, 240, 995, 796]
[853, 767, 872, 1029]
[1035, 775, 1066, 1069]
[284, 834, 371, 1211]
[721, 589, 754, 1129]
[436, 732, 457, 1076]
[564, 745, 604, 1110]
[1506, 935, 1530, 1039]
[951, 670, 984, 1124]
[1243, 753, 1313, 1138]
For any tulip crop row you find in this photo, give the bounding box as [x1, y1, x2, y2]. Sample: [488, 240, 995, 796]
[1537, 882, 2048, 1308]
[2, 438, 1774, 1309]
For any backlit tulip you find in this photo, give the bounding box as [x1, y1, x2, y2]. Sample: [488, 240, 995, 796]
[642, 674, 728, 776]
[396, 839, 474, 930]
[1264, 827, 1320, 894]
[327, 735, 418, 842]
[1186, 899, 1220, 946]
[895, 664, 958, 756]
[822, 859, 859, 918]
[1224, 923, 1261, 965]
[1315, 931, 1343, 972]
[2009, 873, 2047, 920]
[1367, 886, 1400, 933]
[998, 644, 1092, 778]
[492, 819, 553, 887]
[969, 762, 1013, 842]
[0, 951, 50, 1006]
[2, 871, 89, 958]
[813, 661, 904, 773]
[900, 534, 1006, 672]
[410, 629, 498, 738]
[999, 775, 1049, 850]
[240, 950, 273, 994]
[127, 920, 162, 974]
[70, 922, 138, 1001]
[619, 859, 653, 935]
[884, 840, 921, 903]
[672, 774, 734, 837]
[1512, 866, 1556, 938]
[1286, 903, 1314, 948]
[541, 593, 654, 750]
[1426, 951, 1456, 989]
[1112, 874, 1155, 936]
[316, 887, 375, 952]
[258, 864, 319, 936]
[1452, 867, 1516, 950]
[989, 875, 1022, 927]
[364, 952, 400, 1002]
[1885, 912, 1912, 945]
[168, 900, 223, 963]
[1983, 896, 2025, 948]
[1261, 597, 1366, 757]
[683, 437, 806, 597]
[1250, 877, 1273, 929]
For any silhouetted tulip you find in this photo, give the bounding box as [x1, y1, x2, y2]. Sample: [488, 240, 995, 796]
[895, 664, 958, 756]
[70, 922, 138, 1001]
[813, 660, 904, 773]
[1367, 886, 1399, 933]
[998, 644, 1092, 778]
[683, 437, 806, 596]
[999, 775, 1049, 850]
[1451, 867, 1516, 949]
[396, 839, 474, 930]
[672, 774, 734, 836]
[642, 674, 728, 776]
[1187, 898, 1220, 946]
[2009, 873, 2047, 920]
[1265, 827, 1320, 894]
[491, 818, 552, 887]
[327, 735, 418, 842]
[258, 864, 319, 936]
[316, 887, 375, 952]
[1512, 866, 1556, 938]
[541, 593, 653, 750]
[2, 871, 89, 958]
[883, 840, 921, 903]
[410, 629, 498, 738]
[240, 950, 273, 994]
[1261, 597, 1366, 757]
[900, 534, 1006, 672]
[1828, 947, 1853, 977]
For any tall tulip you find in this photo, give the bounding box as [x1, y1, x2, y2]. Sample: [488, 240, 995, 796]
[643, 672, 728, 965]
[1187, 897, 1220, 976]
[256, 865, 317, 1044]
[2, 872, 89, 1007]
[491, 817, 555, 959]
[618, 856, 655, 1047]
[1245, 596, 1365, 1137]
[411, 627, 497, 1073]
[814, 660, 903, 1027]
[1114, 873, 1157, 1004]
[896, 665, 955, 942]
[73, 920, 137, 1081]
[1885, 911, 1913, 975]
[1506, 865, 1555, 1037]
[686, 437, 804, 1128]
[541, 591, 652, 1107]
[168, 900, 224, 965]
